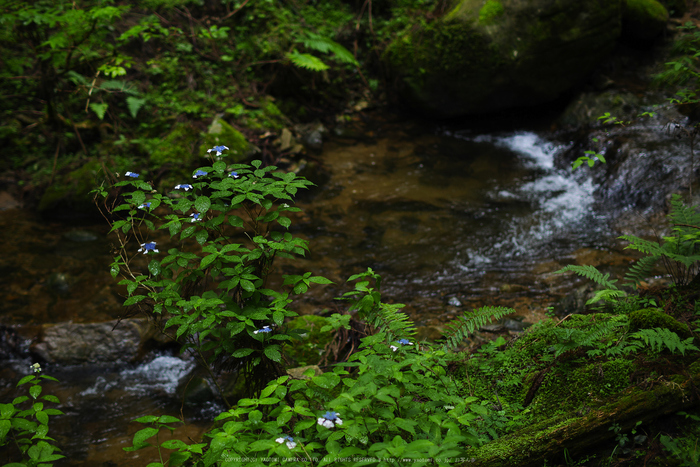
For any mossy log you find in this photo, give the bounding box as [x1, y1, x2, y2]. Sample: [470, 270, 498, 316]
[465, 367, 700, 466]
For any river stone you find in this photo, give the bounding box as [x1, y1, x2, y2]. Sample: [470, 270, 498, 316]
[383, 0, 623, 118]
[31, 319, 152, 364]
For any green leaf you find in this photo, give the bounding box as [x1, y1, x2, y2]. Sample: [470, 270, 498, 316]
[277, 216, 291, 229]
[90, 102, 109, 120]
[287, 50, 329, 71]
[126, 96, 146, 118]
[0, 419, 11, 440]
[232, 348, 254, 358]
[148, 260, 161, 276]
[17, 375, 35, 387]
[195, 196, 211, 214]
[131, 427, 159, 448]
[29, 385, 42, 399]
[35, 411, 49, 425]
[240, 279, 255, 292]
[264, 346, 281, 362]
[160, 439, 187, 449]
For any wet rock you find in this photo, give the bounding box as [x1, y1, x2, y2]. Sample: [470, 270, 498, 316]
[31, 319, 154, 364]
[555, 284, 599, 316]
[201, 116, 256, 161]
[384, 0, 623, 117]
[287, 365, 323, 380]
[295, 123, 326, 151]
[46, 272, 72, 294]
[448, 296, 463, 307]
[0, 191, 21, 210]
[178, 373, 216, 405]
[62, 229, 99, 242]
[503, 318, 529, 332]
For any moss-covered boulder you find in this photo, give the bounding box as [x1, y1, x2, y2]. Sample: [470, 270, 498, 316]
[38, 160, 102, 217]
[199, 116, 255, 161]
[629, 308, 690, 336]
[383, 0, 623, 117]
[148, 123, 200, 168]
[621, 0, 669, 45]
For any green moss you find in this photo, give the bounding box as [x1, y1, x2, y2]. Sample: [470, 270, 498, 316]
[625, 0, 669, 23]
[478, 0, 503, 25]
[148, 123, 200, 167]
[238, 97, 289, 132]
[629, 308, 690, 336]
[38, 160, 102, 213]
[199, 117, 252, 161]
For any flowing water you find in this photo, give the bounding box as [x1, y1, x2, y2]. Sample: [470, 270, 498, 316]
[0, 116, 642, 465]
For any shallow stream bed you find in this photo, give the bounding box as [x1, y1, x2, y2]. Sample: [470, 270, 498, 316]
[0, 115, 648, 465]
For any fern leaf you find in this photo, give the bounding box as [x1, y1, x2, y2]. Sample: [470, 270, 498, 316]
[302, 33, 359, 66]
[286, 50, 329, 72]
[554, 265, 619, 290]
[126, 96, 146, 119]
[631, 328, 699, 355]
[442, 306, 515, 350]
[365, 302, 416, 341]
[623, 254, 660, 288]
[586, 288, 627, 305]
[669, 194, 700, 227]
[620, 235, 663, 256]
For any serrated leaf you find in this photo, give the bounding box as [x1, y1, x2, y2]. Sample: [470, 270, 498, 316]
[277, 216, 291, 229]
[126, 96, 146, 118]
[287, 50, 329, 71]
[132, 427, 159, 448]
[264, 346, 281, 362]
[195, 196, 211, 213]
[233, 348, 254, 358]
[90, 102, 108, 120]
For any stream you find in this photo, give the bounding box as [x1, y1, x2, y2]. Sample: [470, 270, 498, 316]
[0, 114, 655, 465]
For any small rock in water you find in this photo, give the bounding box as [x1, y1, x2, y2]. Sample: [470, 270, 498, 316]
[447, 297, 462, 307]
[47, 272, 71, 294]
[62, 229, 98, 242]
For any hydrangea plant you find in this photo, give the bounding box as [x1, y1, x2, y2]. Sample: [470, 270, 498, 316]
[94, 147, 331, 407]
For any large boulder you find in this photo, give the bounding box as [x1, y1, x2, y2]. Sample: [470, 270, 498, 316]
[621, 0, 669, 45]
[31, 319, 158, 364]
[384, 0, 624, 118]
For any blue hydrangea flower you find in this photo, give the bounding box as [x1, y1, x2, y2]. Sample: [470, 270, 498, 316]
[193, 170, 208, 179]
[229, 171, 240, 178]
[174, 184, 193, 191]
[125, 171, 139, 178]
[253, 325, 272, 334]
[207, 145, 229, 156]
[390, 339, 413, 351]
[138, 202, 151, 210]
[190, 213, 202, 222]
[275, 435, 296, 449]
[137, 242, 159, 254]
[317, 411, 342, 428]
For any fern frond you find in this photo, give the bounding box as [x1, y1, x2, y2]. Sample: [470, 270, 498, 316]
[669, 194, 700, 227]
[302, 33, 359, 66]
[364, 302, 416, 341]
[286, 50, 329, 71]
[577, 317, 627, 347]
[442, 306, 515, 350]
[623, 254, 661, 288]
[554, 265, 619, 290]
[630, 328, 698, 355]
[586, 289, 627, 305]
[620, 235, 663, 256]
